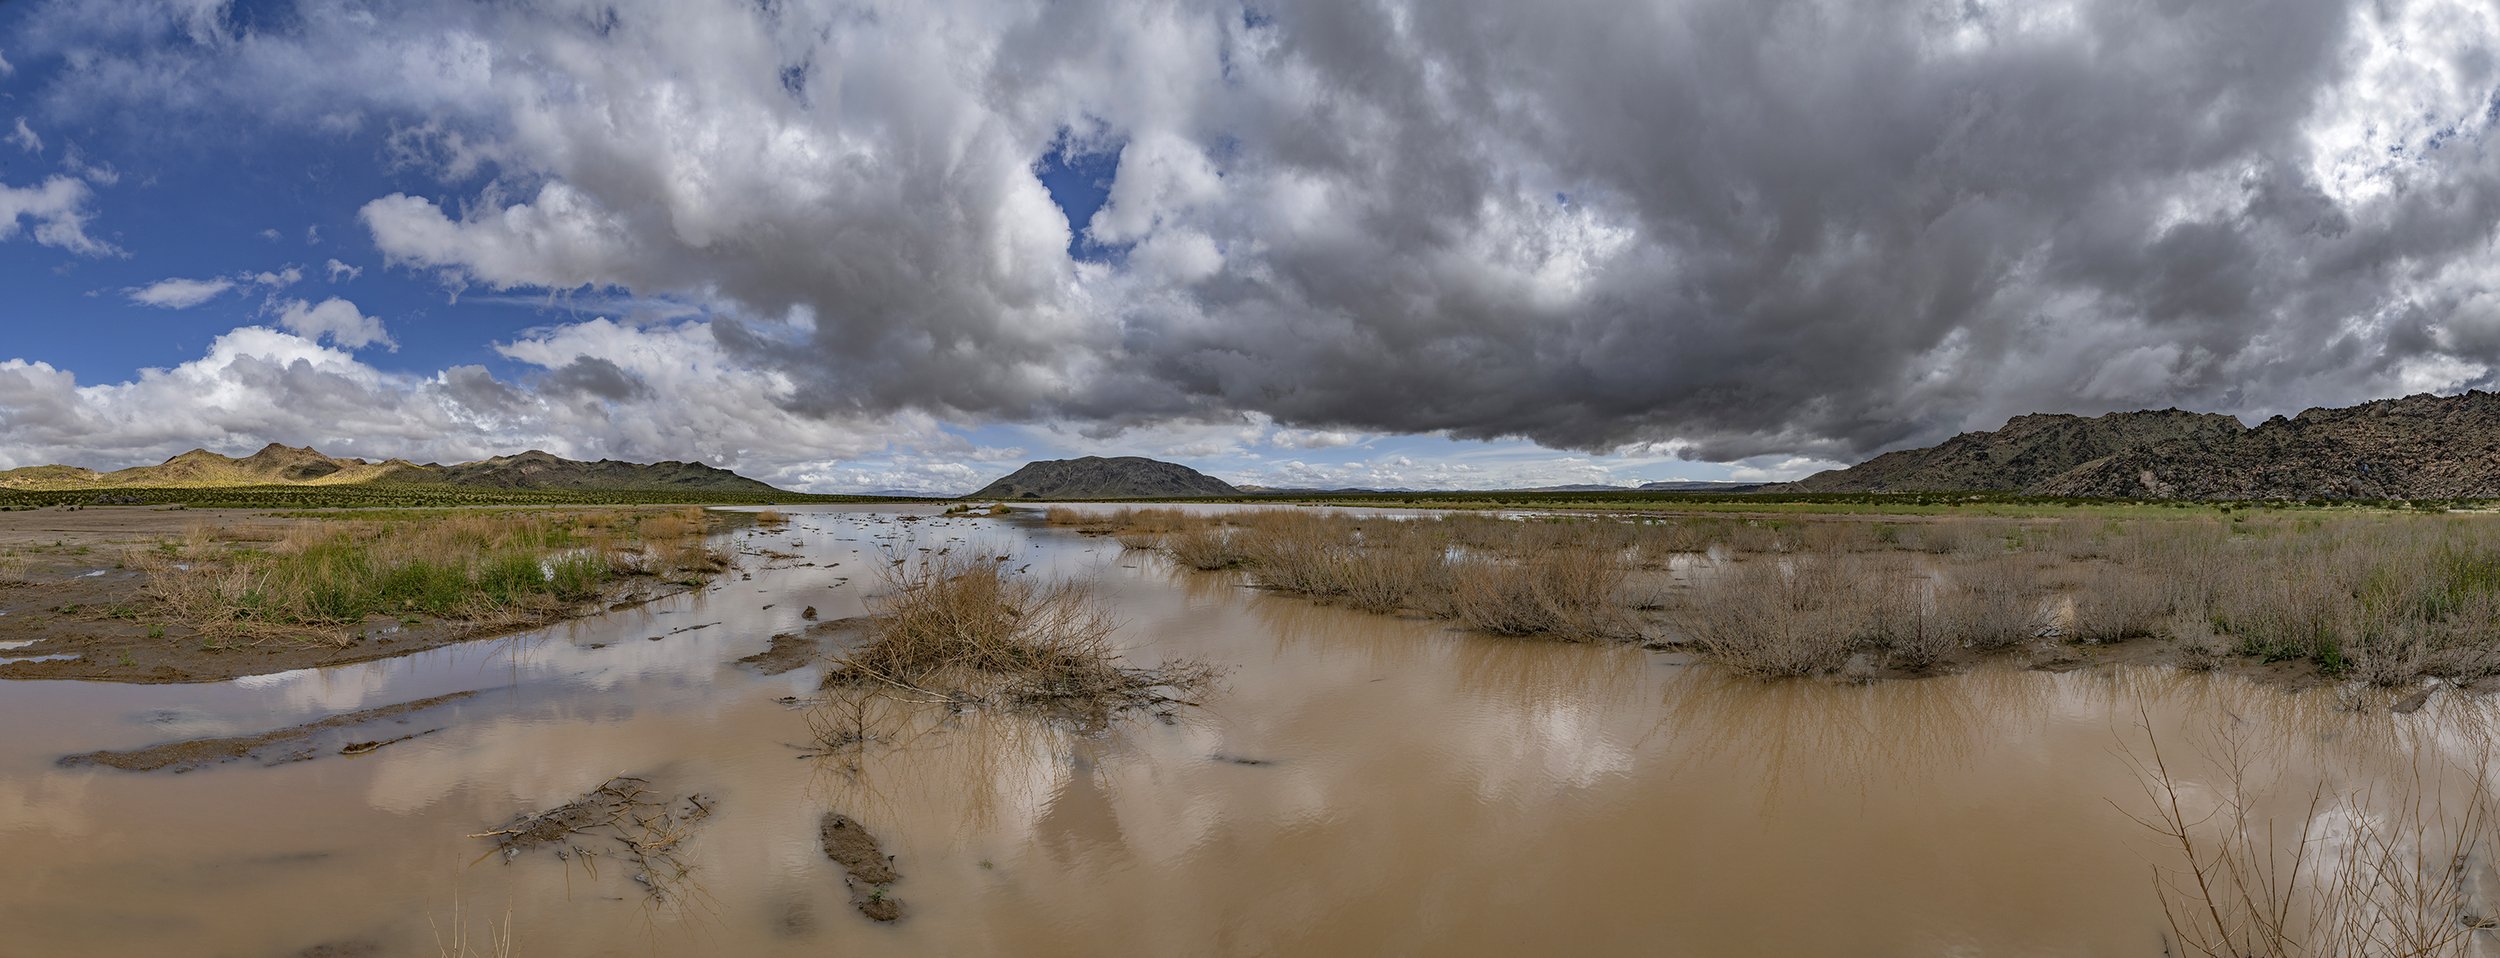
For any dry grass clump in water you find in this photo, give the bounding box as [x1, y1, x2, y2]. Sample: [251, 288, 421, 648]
[1449, 548, 1631, 639]
[1677, 556, 1867, 677]
[754, 510, 791, 527]
[140, 507, 729, 644]
[829, 552, 1213, 729]
[1165, 523, 1245, 570]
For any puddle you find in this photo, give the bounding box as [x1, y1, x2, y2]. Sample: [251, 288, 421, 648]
[0, 504, 2490, 956]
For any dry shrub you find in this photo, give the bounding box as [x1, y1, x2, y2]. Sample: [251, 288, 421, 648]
[1165, 524, 1245, 570]
[1852, 554, 1955, 670]
[2065, 563, 2173, 643]
[833, 553, 1211, 726]
[1677, 556, 1863, 677]
[1235, 512, 1357, 597]
[1935, 558, 2050, 652]
[755, 510, 791, 527]
[1450, 547, 1630, 640]
[1114, 529, 1164, 551]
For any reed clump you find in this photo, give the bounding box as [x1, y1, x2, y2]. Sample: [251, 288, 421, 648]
[830, 553, 1212, 727]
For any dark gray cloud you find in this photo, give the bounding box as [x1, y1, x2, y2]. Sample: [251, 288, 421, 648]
[541, 355, 651, 402]
[31, 0, 2500, 463]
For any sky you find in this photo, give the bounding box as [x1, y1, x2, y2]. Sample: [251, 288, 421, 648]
[0, 1, 2497, 494]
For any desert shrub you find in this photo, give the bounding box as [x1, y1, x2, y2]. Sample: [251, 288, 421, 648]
[1935, 558, 2051, 652]
[1676, 556, 1862, 677]
[1165, 524, 1246, 570]
[2065, 563, 2173, 643]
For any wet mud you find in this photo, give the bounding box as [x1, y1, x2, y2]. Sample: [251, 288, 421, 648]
[57, 691, 477, 772]
[820, 812, 905, 921]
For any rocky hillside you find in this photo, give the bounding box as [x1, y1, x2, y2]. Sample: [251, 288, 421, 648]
[1789, 410, 2245, 493]
[970, 457, 1239, 499]
[2034, 392, 2500, 499]
[1794, 391, 2500, 500]
[375, 450, 779, 492]
[0, 444, 781, 494]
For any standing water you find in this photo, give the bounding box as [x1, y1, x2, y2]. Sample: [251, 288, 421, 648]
[0, 505, 2488, 956]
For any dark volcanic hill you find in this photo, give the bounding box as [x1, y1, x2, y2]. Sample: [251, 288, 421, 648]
[1789, 410, 2245, 493]
[970, 457, 1239, 499]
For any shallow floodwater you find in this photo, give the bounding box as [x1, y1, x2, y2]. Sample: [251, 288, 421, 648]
[0, 505, 2491, 956]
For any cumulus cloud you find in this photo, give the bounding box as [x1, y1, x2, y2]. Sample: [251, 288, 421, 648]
[324, 258, 360, 282]
[21, 0, 2500, 468]
[0, 317, 956, 486]
[7, 118, 41, 154]
[0, 175, 116, 257]
[126, 276, 235, 309]
[272, 297, 393, 350]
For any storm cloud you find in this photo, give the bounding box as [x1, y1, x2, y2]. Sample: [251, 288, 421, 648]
[23, 0, 2500, 464]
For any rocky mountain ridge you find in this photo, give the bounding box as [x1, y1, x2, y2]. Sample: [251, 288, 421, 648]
[1795, 392, 2500, 499]
[0, 444, 781, 494]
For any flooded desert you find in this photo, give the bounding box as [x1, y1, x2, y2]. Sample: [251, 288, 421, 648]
[5, 505, 2495, 957]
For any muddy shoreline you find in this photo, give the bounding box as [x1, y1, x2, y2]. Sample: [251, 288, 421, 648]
[58, 691, 478, 771]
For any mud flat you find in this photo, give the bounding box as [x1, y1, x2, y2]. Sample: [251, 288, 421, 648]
[58, 691, 476, 772]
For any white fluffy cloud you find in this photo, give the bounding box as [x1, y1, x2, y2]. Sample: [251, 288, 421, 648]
[0, 175, 115, 257]
[0, 317, 957, 486]
[125, 276, 235, 309]
[272, 297, 392, 350]
[324, 258, 360, 282]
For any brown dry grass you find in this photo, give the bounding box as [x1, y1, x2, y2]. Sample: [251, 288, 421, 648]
[1074, 505, 2500, 686]
[831, 552, 1213, 729]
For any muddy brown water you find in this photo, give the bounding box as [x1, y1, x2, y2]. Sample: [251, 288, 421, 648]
[2, 504, 2494, 956]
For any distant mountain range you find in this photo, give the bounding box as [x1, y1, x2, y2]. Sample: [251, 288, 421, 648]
[0, 444, 783, 495]
[1791, 391, 2500, 499]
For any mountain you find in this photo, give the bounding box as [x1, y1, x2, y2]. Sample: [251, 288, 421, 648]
[0, 444, 782, 495]
[1789, 410, 2245, 493]
[376, 450, 779, 493]
[2032, 392, 2500, 500]
[1791, 392, 2500, 500]
[969, 457, 1240, 499]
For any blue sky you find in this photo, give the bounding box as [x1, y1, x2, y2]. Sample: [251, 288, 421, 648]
[0, 0, 2493, 493]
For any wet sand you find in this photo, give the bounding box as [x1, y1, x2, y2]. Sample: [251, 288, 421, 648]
[0, 505, 2491, 956]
